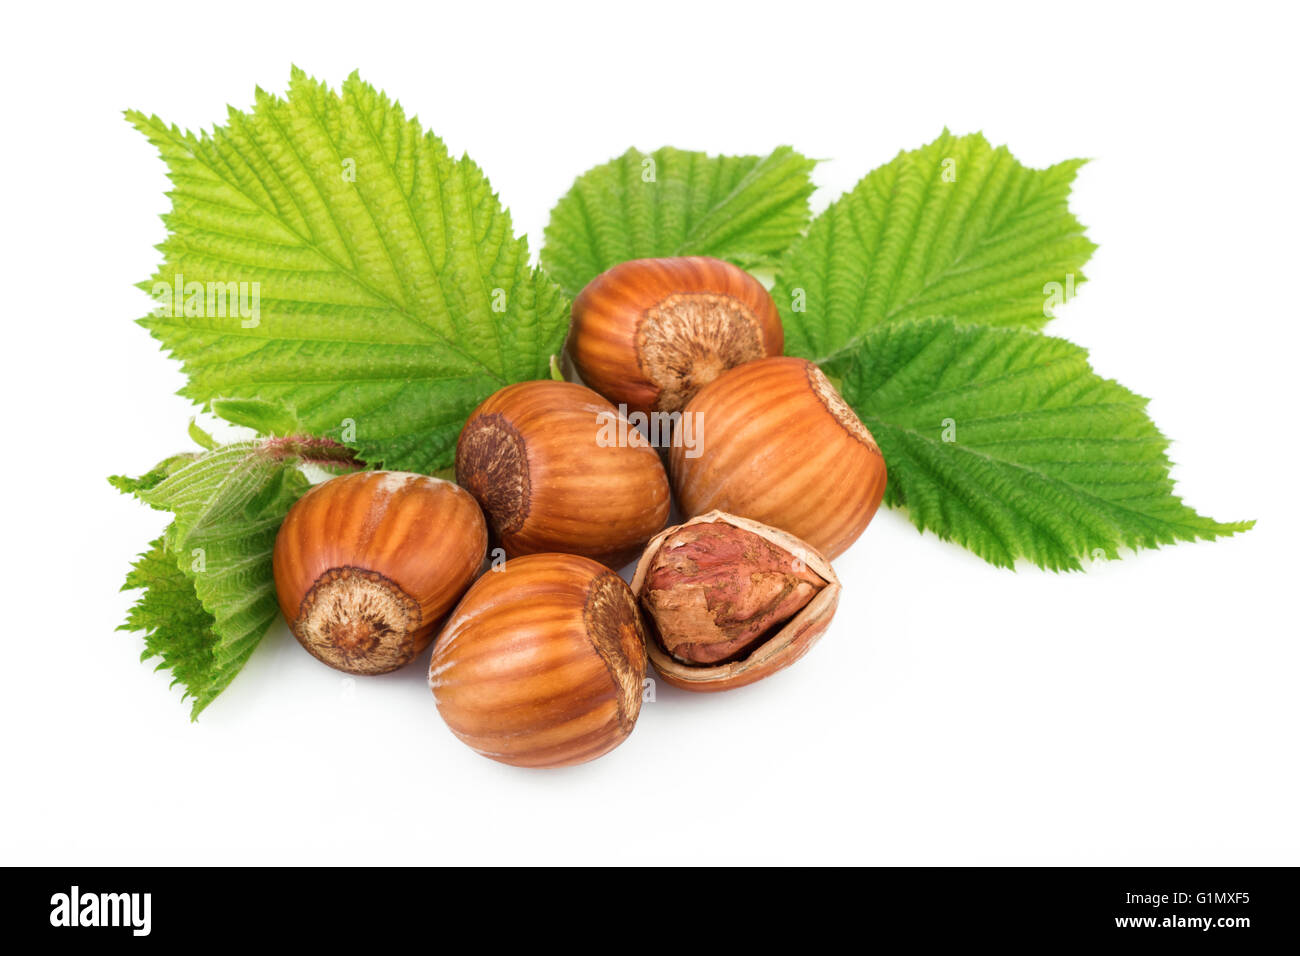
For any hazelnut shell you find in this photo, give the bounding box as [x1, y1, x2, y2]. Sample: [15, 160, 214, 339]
[670, 356, 887, 559]
[630, 511, 841, 692]
[273, 471, 488, 675]
[429, 553, 647, 768]
[456, 379, 670, 568]
[568, 256, 784, 417]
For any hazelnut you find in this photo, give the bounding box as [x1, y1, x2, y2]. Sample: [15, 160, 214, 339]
[568, 256, 784, 416]
[272, 471, 487, 675]
[429, 553, 647, 768]
[631, 512, 841, 692]
[455, 380, 671, 568]
[670, 357, 887, 559]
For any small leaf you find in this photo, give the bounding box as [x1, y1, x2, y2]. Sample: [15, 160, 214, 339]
[542, 145, 816, 296]
[119, 539, 225, 717]
[830, 318, 1253, 570]
[211, 397, 301, 436]
[776, 130, 1096, 364]
[108, 452, 200, 498]
[188, 418, 217, 450]
[115, 440, 312, 717]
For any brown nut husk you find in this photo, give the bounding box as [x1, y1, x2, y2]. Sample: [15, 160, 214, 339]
[273, 471, 488, 676]
[630, 511, 841, 692]
[568, 257, 784, 418]
[430, 553, 647, 768]
[455, 380, 671, 569]
[670, 356, 887, 560]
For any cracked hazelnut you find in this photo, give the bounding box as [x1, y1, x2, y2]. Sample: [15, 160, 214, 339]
[670, 356, 887, 559]
[568, 256, 784, 416]
[272, 471, 487, 675]
[455, 379, 670, 568]
[429, 553, 647, 767]
[631, 511, 841, 692]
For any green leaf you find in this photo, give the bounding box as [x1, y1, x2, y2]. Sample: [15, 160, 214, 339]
[108, 452, 201, 498]
[210, 397, 301, 436]
[542, 145, 816, 296]
[119, 539, 224, 716]
[188, 418, 217, 450]
[128, 68, 570, 473]
[776, 130, 1096, 364]
[830, 318, 1253, 570]
[115, 440, 311, 717]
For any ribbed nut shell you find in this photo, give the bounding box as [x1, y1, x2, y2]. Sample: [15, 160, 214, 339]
[670, 357, 887, 560]
[630, 511, 841, 692]
[455, 380, 671, 568]
[568, 256, 784, 417]
[272, 471, 488, 675]
[429, 553, 648, 768]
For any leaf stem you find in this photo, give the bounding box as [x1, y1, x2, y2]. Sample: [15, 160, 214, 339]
[263, 435, 365, 470]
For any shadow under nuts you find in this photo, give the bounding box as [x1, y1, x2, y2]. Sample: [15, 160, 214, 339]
[670, 356, 888, 559]
[631, 511, 842, 692]
[272, 471, 488, 675]
[568, 256, 784, 417]
[456, 379, 670, 568]
[429, 553, 647, 768]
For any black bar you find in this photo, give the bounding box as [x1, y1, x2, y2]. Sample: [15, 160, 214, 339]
[6, 867, 1293, 943]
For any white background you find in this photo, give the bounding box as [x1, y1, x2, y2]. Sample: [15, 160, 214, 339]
[2, 1, 1296, 865]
